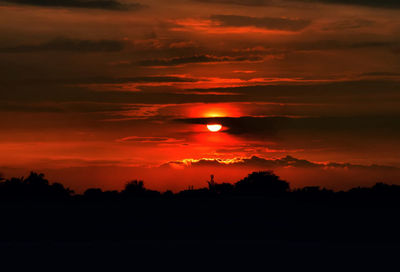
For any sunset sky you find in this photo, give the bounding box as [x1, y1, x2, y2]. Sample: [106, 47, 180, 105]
[1, 0, 400, 192]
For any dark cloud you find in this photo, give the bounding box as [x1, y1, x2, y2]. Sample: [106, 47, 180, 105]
[177, 115, 400, 138]
[139, 54, 263, 66]
[307, 0, 400, 9]
[0, 101, 128, 113]
[186, 80, 400, 104]
[392, 47, 400, 54]
[289, 40, 398, 51]
[0, 76, 201, 85]
[360, 72, 400, 77]
[218, 39, 398, 54]
[117, 136, 183, 143]
[0, 82, 245, 105]
[0, 38, 125, 53]
[2, 80, 400, 110]
[322, 19, 376, 31]
[196, 0, 400, 9]
[195, 0, 277, 6]
[0, 0, 143, 10]
[210, 14, 311, 31]
[80, 76, 200, 84]
[164, 155, 398, 171]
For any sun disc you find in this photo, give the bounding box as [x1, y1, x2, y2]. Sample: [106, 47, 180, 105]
[207, 124, 222, 132]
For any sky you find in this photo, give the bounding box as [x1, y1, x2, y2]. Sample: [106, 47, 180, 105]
[1, 0, 400, 192]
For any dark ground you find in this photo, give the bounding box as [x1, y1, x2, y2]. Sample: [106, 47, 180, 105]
[1, 172, 400, 269]
[0, 197, 399, 269]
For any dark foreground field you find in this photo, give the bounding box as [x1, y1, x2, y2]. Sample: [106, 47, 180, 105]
[1, 197, 400, 269]
[1, 171, 400, 268]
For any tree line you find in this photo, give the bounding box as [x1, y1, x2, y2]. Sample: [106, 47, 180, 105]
[1, 170, 400, 204]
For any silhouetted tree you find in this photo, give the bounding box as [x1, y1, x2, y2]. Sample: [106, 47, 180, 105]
[0, 172, 73, 201]
[0, 177, 24, 199]
[163, 190, 174, 198]
[372, 182, 400, 195]
[121, 179, 160, 198]
[50, 182, 74, 199]
[123, 180, 145, 194]
[3, 169, 400, 207]
[234, 171, 289, 196]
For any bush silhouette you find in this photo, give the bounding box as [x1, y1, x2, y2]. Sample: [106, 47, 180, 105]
[0, 172, 73, 201]
[121, 180, 160, 198]
[234, 171, 289, 195]
[123, 180, 146, 195]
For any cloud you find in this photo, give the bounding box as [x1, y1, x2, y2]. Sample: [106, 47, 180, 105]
[0, 38, 125, 53]
[2, 80, 400, 115]
[186, 80, 400, 104]
[322, 19, 376, 31]
[195, 0, 277, 6]
[73, 76, 201, 84]
[177, 115, 400, 138]
[1, 76, 201, 85]
[138, 54, 263, 66]
[195, 0, 400, 9]
[164, 155, 399, 171]
[290, 40, 398, 51]
[360, 72, 400, 78]
[307, 0, 400, 9]
[0, 0, 143, 10]
[392, 47, 400, 54]
[210, 15, 311, 31]
[116, 136, 184, 143]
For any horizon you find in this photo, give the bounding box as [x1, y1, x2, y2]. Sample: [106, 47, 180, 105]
[2, 153, 400, 193]
[2, 168, 400, 196]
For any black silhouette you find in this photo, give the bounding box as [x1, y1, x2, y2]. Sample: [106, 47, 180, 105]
[0, 171, 73, 202]
[122, 179, 160, 198]
[0, 169, 400, 263]
[234, 171, 289, 195]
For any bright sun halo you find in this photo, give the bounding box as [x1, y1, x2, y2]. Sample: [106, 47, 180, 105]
[207, 124, 222, 132]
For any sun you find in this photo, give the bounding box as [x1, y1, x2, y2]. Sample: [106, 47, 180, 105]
[207, 124, 222, 132]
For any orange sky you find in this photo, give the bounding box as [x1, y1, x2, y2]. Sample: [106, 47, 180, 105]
[1, 0, 400, 192]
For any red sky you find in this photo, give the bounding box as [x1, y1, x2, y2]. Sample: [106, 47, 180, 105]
[1, 0, 400, 192]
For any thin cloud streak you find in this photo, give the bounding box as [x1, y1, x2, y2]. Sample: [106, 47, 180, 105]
[195, 0, 400, 9]
[0, 38, 125, 53]
[210, 14, 311, 31]
[0, 0, 144, 10]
